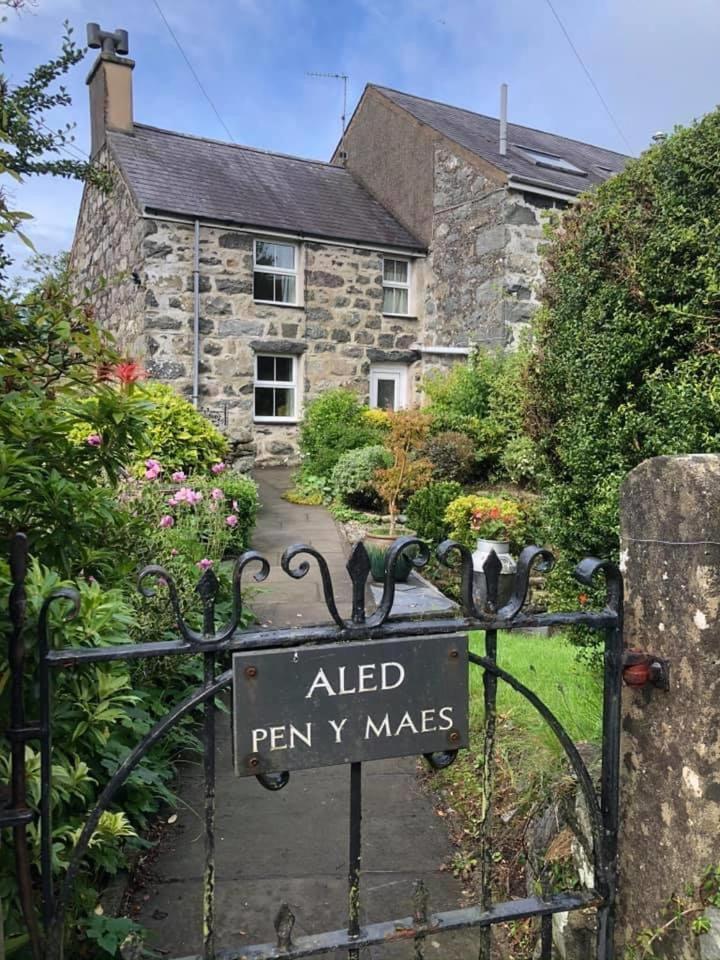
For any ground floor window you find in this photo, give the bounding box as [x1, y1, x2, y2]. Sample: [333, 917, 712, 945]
[369, 363, 408, 411]
[254, 354, 298, 421]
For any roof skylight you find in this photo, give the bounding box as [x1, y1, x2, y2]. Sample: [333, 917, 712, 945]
[516, 145, 587, 176]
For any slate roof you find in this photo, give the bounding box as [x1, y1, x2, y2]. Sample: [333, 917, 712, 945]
[372, 85, 629, 195]
[108, 124, 424, 250]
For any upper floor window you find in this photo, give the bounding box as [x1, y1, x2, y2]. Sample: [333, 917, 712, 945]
[254, 353, 298, 422]
[382, 257, 410, 316]
[254, 239, 298, 305]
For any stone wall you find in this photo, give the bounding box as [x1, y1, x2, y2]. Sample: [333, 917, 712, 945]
[426, 145, 548, 350]
[137, 220, 422, 465]
[71, 147, 147, 356]
[618, 455, 720, 958]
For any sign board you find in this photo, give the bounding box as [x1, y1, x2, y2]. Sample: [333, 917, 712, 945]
[232, 634, 469, 776]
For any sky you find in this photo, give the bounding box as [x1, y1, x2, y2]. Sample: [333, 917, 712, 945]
[3, 0, 720, 271]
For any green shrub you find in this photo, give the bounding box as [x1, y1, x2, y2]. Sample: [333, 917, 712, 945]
[422, 349, 539, 484]
[406, 481, 462, 543]
[135, 382, 229, 474]
[330, 444, 392, 508]
[500, 434, 544, 486]
[422, 353, 495, 440]
[525, 109, 720, 569]
[423, 430, 476, 483]
[299, 389, 381, 477]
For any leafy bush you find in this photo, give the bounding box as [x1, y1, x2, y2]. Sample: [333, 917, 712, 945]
[299, 389, 381, 477]
[0, 277, 151, 581]
[444, 494, 525, 550]
[284, 473, 332, 505]
[134, 381, 228, 474]
[422, 349, 540, 485]
[361, 407, 392, 433]
[423, 431, 476, 483]
[406, 481, 462, 543]
[525, 109, 720, 566]
[500, 434, 544, 486]
[330, 445, 392, 508]
[422, 353, 495, 440]
[0, 271, 258, 945]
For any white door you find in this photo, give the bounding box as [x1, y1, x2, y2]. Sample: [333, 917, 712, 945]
[370, 364, 408, 411]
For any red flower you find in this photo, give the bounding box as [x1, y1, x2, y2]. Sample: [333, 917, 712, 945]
[115, 361, 147, 385]
[578, 593, 589, 606]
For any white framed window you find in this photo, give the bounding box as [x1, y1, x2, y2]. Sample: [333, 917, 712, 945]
[382, 257, 411, 316]
[254, 353, 298, 422]
[369, 364, 408, 411]
[253, 239, 299, 305]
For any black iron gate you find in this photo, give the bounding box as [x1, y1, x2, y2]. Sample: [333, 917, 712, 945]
[3, 532, 627, 959]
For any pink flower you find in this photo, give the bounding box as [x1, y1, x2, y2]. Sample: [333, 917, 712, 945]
[159, 515, 174, 528]
[232, 500, 239, 511]
[225, 515, 238, 528]
[211, 462, 226, 475]
[196, 558, 213, 571]
[211, 487, 224, 501]
[86, 434, 102, 447]
[172, 487, 203, 506]
[171, 471, 187, 483]
[170, 548, 179, 556]
[145, 459, 162, 480]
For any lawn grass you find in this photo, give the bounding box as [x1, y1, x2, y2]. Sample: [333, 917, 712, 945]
[468, 630, 602, 773]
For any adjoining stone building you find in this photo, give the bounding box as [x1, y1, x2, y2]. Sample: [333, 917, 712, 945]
[72, 27, 627, 467]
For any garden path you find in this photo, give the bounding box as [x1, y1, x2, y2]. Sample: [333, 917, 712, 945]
[130, 468, 477, 958]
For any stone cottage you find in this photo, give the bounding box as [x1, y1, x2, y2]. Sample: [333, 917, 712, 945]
[72, 26, 627, 466]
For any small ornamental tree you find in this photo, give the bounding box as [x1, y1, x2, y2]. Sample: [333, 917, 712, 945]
[373, 410, 432, 534]
[525, 109, 720, 569]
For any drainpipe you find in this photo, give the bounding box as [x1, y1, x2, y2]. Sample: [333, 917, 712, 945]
[192, 219, 200, 407]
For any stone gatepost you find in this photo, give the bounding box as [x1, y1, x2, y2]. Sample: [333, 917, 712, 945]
[618, 454, 720, 958]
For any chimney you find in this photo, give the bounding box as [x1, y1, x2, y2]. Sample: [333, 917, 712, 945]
[499, 83, 508, 156]
[85, 23, 134, 157]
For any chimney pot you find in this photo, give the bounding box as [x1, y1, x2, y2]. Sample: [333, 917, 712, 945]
[86, 23, 134, 157]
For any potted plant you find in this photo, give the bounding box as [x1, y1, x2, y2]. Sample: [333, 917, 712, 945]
[445, 494, 524, 609]
[365, 543, 416, 583]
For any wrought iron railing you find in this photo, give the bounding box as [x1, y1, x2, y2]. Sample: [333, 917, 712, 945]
[2, 532, 624, 960]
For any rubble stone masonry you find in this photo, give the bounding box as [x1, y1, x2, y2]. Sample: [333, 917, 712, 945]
[73, 144, 552, 468]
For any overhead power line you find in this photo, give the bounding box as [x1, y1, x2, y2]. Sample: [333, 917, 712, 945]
[151, 0, 236, 143]
[542, 0, 633, 153]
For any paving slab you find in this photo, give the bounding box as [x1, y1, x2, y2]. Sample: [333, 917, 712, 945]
[131, 468, 478, 959]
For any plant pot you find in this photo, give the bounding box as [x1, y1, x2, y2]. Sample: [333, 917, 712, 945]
[364, 541, 415, 583]
[472, 538, 516, 610]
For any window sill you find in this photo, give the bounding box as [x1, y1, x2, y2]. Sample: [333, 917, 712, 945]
[253, 300, 306, 310]
[253, 418, 299, 425]
[383, 313, 417, 320]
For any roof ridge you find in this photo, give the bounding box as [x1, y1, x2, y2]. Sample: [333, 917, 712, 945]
[129, 122, 347, 170]
[370, 84, 630, 159]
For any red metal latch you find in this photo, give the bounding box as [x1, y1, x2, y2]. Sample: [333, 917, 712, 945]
[622, 650, 670, 691]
